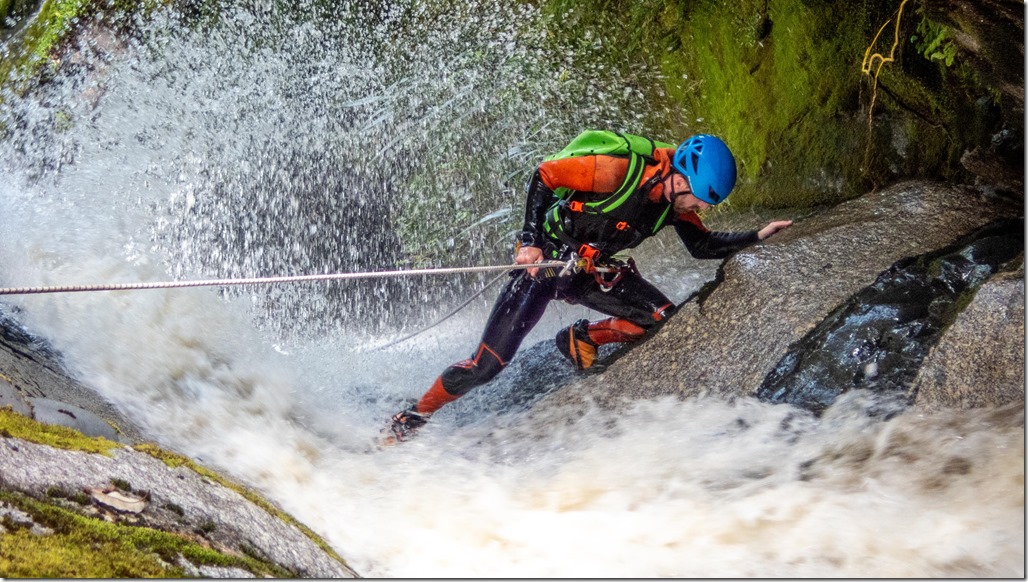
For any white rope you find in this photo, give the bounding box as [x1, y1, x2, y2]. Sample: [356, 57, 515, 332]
[0, 261, 569, 296]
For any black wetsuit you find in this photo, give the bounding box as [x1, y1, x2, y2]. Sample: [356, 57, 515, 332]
[431, 164, 758, 401]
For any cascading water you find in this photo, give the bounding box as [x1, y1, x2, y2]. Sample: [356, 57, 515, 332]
[0, 1, 1023, 577]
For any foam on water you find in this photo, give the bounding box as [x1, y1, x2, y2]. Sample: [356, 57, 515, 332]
[0, 1, 1022, 577]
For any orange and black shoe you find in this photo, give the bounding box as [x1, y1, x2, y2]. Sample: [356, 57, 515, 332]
[555, 319, 598, 370]
[384, 409, 429, 444]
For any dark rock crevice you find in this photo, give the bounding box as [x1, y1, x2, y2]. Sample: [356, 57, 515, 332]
[756, 218, 1024, 414]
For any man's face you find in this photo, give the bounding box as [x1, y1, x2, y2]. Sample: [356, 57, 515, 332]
[673, 192, 711, 213]
[665, 172, 711, 213]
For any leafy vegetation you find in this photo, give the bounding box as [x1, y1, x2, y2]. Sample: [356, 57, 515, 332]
[912, 13, 957, 67]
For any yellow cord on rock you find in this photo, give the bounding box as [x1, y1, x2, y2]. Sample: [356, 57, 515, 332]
[861, 0, 910, 169]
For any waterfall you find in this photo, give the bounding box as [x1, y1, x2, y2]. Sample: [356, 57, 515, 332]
[0, 1, 1022, 576]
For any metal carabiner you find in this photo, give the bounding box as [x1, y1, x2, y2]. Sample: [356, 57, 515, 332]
[559, 254, 580, 277]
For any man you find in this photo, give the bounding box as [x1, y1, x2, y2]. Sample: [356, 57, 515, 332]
[387, 133, 792, 441]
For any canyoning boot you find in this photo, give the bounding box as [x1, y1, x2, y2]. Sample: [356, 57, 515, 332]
[555, 319, 598, 370]
[381, 409, 429, 446]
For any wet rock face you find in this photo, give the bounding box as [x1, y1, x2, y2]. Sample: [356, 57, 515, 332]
[0, 304, 143, 442]
[911, 264, 1025, 410]
[0, 437, 357, 577]
[0, 305, 358, 576]
[549, 181, 1022, 411]
[0, 0, 38, 36]
[0, 375, 32, 416]
[756, 220, 1023, 413]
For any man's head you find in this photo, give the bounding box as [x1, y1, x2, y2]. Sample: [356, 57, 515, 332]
[670, 134, 737, 206]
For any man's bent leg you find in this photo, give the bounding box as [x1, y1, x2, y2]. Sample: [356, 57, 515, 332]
[415, 342, 509, 415]
[556, 270, 675, 370]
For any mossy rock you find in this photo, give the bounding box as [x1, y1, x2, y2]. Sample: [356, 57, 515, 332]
[538, 0, 1023, 208]
[0, 490, 274, 577]
[0, 409, 357, 577]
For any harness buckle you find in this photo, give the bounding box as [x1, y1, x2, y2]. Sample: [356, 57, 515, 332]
[557, 252, 598, 277]
[615, 221, 631, 231]
[567, 201, 584, 212]
[577, 244, 601, 261]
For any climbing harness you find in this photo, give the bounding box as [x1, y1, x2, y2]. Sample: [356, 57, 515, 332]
[555, 250, 638, 292]
[373, 250, 631, 349]
[0, 261, 568, 296]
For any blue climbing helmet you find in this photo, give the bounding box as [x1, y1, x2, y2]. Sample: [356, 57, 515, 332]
[671, 134, 737, 205]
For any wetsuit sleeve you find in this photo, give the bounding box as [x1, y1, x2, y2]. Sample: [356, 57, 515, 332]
[517, 169, 556, 248]
[674, 213, 760, 259]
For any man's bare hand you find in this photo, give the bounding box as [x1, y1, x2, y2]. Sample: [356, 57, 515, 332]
[516, 246, 544, 277]
[758, 220, 793, 241]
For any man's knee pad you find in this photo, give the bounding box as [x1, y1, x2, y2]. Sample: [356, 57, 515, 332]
[439, 343, 507, 396]
[587, 318, 646, 345]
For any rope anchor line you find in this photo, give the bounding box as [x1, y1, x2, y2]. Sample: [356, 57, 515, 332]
[0, 261, 570, 296]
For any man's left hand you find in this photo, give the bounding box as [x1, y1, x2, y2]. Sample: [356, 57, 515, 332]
[516, 245, 544, 277]
[758, 220, 793, 241]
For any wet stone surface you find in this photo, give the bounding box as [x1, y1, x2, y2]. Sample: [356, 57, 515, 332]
[756, 219, 1024, 413]
[533, 181, 1023, 414]
[911, 261, 1026, 410]
[0, 303, 143, 443]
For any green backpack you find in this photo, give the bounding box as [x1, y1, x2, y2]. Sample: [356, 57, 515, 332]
[543, 130, 675, 213]
[539, 131, 677, 258]
[545, 130, 674, 162]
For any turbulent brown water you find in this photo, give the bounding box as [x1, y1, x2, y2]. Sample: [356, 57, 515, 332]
[0, 1, 1022, 576]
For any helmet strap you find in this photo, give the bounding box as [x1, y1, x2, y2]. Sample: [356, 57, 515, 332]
[664, 169, 690, 204]
[663, 169, 679, 203]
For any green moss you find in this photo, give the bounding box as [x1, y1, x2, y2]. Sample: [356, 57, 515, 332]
[0, 0, 33, 25]
[1, 527, 172, 577]
[109, 477, 133, 491]
[0, 0, 170, 99]
[0, 407, 120, 455]
[0, 409, 348, 571]
[0, 0, 88, 93]
[0, 490, 291, 578]
[42, 486, 89, 505]
[563, 0, 886, 207]
[537, 0, 1016, 210]
[132, 442, 350, 570]
[162, 501, 185, 517]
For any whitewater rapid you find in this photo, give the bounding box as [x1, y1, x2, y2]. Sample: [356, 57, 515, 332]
[0, 1, 1022, 577]
[2, 170, 1024, 577]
